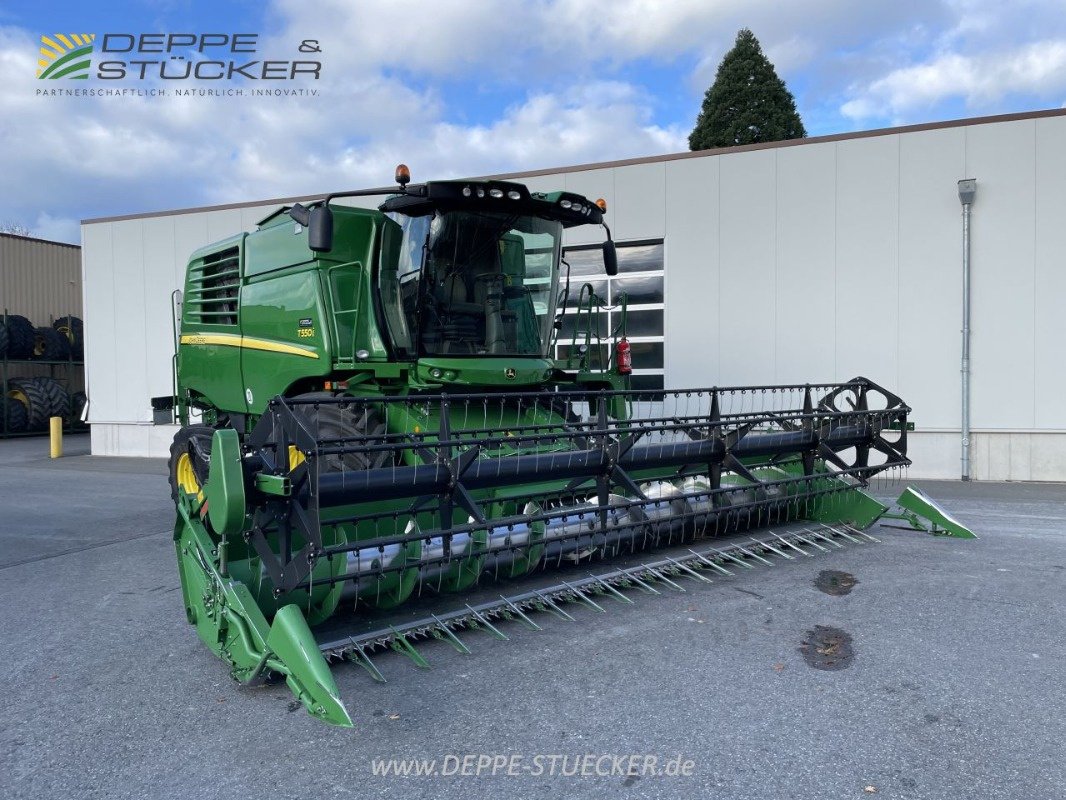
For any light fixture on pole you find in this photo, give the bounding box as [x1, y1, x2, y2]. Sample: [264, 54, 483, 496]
[958, 178, 976, 481]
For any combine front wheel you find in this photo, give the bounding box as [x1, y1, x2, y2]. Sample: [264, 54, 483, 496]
[168, 425, 215, 502]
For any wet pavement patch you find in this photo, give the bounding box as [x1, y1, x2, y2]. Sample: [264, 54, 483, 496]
[800, 625, 854, 670]
[815, 569, 858, 596]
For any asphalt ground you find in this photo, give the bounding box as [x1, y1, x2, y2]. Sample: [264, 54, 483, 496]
[2, 433, 1064, 799]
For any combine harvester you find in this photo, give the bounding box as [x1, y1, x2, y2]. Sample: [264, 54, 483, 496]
[167, 166, 972, 726]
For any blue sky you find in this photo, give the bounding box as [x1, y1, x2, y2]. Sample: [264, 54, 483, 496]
[1, 0, 1065, 243]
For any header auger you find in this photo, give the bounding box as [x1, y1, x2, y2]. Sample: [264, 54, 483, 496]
[168, 167, 968, 727]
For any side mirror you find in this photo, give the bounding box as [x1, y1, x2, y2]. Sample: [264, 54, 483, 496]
[308, 205, 334, 252]
[603, 240, 618, 276]
[287, 203, 311, 227]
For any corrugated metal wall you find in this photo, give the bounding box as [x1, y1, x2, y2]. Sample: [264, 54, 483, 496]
[0, 233, 82, 323]
[0, 233, 85, 399]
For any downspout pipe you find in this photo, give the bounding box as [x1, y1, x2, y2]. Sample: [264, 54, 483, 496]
[958, 179, 977, 481]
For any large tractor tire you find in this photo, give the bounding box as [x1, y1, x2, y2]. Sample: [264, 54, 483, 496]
[32, 327, 71, 361]
[0, 321, 8, 358]
[291, 392, 392, 472]
[288, 394, 415, 614]
[53, 315, 84, 359]
[3, 315, 35, 359]
[6, 378, 50, 430]
[33, 376, 71, 419]
[168, 425, 215, 502]
[1, 396, 28, 433]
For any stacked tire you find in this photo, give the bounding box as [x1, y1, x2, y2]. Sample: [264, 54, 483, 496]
[4, 376, 73, 432]
[1, 314, 36, 359]
[1, 395, 28, 433]
[52, 315, 84, 360]
[2, 384, 86, 433]
[0, 313, 83, 361]
[1, 313, 86, 434]
[33, 327, 71, 360]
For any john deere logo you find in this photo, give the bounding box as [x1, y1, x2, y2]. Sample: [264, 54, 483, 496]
[504, 367, 517, 380]
[38, 34, 95, 79]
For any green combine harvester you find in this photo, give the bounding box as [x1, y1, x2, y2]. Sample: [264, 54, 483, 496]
[167, 166, 971, 727]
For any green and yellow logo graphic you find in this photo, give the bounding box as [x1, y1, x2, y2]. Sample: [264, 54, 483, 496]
[37, 34, 95, 80]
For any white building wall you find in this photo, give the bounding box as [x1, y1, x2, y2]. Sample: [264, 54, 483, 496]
[81, 113, 1066, 479]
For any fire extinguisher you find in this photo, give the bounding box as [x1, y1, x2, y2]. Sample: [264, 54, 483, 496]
[616, 336, 632, 376]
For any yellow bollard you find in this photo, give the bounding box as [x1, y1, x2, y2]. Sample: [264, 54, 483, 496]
[49, 416, 63, 458]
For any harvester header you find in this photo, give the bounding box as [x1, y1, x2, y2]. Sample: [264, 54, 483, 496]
[167, 166, 968, 727]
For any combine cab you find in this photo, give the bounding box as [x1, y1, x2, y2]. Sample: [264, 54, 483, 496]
[168, 166, 968, 726]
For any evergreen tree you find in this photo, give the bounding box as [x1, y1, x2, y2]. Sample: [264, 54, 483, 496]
[689, 29, 806, 150]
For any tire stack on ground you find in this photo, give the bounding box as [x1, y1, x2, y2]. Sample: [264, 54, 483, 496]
[1, 395, 28, 433]
[1, 313, 87, 434]
[4, 376, 72, 432]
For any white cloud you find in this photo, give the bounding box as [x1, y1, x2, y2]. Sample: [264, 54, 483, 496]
[271, 0, 933, 91]
[337, 82, 685, 187]
[838, 1, 1066, 124]
[842, 39, 1066, 122]
[4, 0, 1066, 243]
[269, 0, 745, 77]
[0, 18, 683, 241]
[268, 0, 540, 76]
[32, 212, 81, 244]
[204, 81, 684, 203]
[764, 36, 819, 73]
